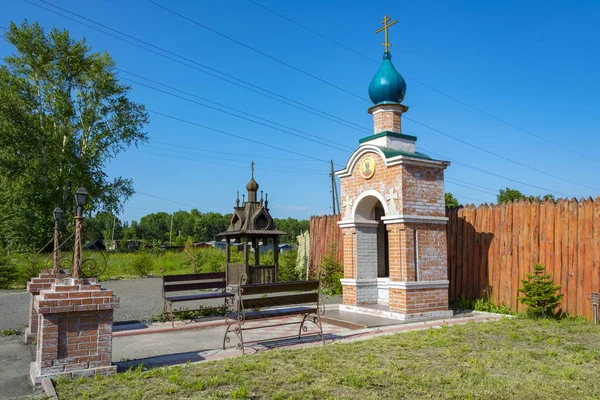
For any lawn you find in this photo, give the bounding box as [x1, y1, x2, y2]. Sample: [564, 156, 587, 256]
[54, 317, 600, 399]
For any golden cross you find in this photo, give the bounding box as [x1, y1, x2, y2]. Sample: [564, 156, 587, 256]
[376, 15, 398, 53]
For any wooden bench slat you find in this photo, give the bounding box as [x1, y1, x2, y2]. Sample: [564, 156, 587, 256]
[163, 272, 225, 282]
[242, 292, 318, 310]
[240, 281, 319, 295]
[166, 292, 234, 302]
[232, 306, 317, 321]
[164, 281, 227, 292]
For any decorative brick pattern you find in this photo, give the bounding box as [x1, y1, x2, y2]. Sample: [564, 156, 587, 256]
[30, 278, 120, 385]
[401, 164, 445, 217]
[25, 270, 70, 344]
[389, 287, 449, 316]
[338, 104, 451, 320]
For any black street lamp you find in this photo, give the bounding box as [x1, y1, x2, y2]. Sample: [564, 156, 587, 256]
[51, 206, 63, 274]
[72, 186, 89, 279]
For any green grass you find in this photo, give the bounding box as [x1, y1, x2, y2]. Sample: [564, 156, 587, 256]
[54, 317, 600, 399]
[0, 328, 21, 336]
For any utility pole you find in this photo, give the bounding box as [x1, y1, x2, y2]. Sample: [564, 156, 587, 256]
[111, 215, 116, 250]
[169, 214, 173, 246]
[330, 160, 337, 214]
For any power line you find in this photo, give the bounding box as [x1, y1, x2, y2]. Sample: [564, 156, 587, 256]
[146, 0, 366, 103]
[135, 149, 328, 175]
[143, 0, 600, 192]
[24, 0, 595, 196]
[119, 75, 351, 152]
[135, 191, 207, 210]
[446, 177, 499, 194]
[145, 108, 331, 164]
[248, 0, 600, 165]
[28, 0, 371, 135]
[150, 140, 324, 162]
[422, 147, 568, 197]
[445, 179, 497, 196]
[144, 144, 328, 173]
[119, 69, 352, 150]
[403, 118, 600, 192]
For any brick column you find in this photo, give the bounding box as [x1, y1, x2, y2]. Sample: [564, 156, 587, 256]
[30, 277, 120, 385]
[340, 227, 357, 305]
[368, 103, 408, 134]
[25, 270, 69, 344]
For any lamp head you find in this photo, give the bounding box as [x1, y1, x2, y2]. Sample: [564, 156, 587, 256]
[53, 206, 64, 222]
[74, 186, 89, 208]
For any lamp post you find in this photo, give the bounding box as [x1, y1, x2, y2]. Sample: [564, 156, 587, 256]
[72, 186, 89, 279]
[51, 206, 64, 275]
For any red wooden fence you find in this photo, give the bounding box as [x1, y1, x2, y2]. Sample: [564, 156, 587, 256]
[308, 214, 343, 278]
[310, 197, 600, 320]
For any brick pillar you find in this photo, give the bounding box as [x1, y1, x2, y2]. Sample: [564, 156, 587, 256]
[25, 270, 69, 344]
[30, 277, 120, 385]
[340, 227, 357, 305]
[368, 103, 408, 134]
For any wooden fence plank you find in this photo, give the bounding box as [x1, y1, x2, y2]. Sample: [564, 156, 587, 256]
[594, 197, 600, 315]
[583, 198, 594, 319]
[531, 199, 540, 270]
[575, 200, 584, 317]
[559, 199, 569, 313]
[457, 207, 465, 300]
[449, 209, 457, 301]
[494, 204, 502, 305]
[567, 199, 578, 316]
[473, 206, 481, 299]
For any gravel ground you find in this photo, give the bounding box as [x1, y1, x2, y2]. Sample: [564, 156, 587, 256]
[0, 278, 342, 331]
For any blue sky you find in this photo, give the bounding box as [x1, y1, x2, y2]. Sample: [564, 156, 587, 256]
[2, 0, 599, 223]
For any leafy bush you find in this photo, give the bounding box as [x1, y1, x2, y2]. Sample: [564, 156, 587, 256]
[0, 251, 19, 289]
[183, 240, 227, 274]
[518, 263, 564, 319]
[130, 253, 154, 277]
[278, 248, 299, 282]
[319, 242, 343, 295]
[453, 296, 512, 315]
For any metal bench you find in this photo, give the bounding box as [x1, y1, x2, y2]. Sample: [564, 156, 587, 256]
[223, 273, 325, 354]
[161, 270, 234, 327]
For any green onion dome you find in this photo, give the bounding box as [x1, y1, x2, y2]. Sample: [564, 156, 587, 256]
[368, 52, 407, 105]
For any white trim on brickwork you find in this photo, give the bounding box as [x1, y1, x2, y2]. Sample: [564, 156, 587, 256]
[352, 189, 389, 218]
[340, 278, 378, 286]
[338, 304, 454, 321]
[367, 103, 409, 115]
[387, 280, 450, 290]
[381, 214, 449, 225]
[361, 135, 416, 153]
[335, 144, 449, 178]
[338, 221, 379, 228]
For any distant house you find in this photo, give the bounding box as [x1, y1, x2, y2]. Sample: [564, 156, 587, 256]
[83, 239, 105, 251]
[279, 243, 293, 252]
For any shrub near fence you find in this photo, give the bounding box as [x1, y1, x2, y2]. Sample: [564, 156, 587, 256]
[310, 197, 600, 321]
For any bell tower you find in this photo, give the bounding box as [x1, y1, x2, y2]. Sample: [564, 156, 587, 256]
[335, 16, 453, 321]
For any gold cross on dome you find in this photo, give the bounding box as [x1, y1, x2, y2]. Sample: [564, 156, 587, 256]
[251, 161, 255, 178]
[376, 15, 397, 53]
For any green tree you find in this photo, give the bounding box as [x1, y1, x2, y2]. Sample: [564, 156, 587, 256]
[517, 263, 564, 318]
[497, 188, 527, 204]
[0, 22, 148, 251]
[444, 192, 460, 208]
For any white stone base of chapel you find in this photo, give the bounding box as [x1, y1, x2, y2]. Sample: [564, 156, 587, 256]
[339, 304, 454, 322]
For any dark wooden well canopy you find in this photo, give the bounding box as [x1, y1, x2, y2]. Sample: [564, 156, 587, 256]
[218, 162, 286, 284]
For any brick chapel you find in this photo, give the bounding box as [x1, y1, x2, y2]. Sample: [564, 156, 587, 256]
[335, 16, 453, 321]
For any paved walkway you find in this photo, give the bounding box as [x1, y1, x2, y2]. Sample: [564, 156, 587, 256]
[0, 278, 342, 332]
[0, 335, 43, 400]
